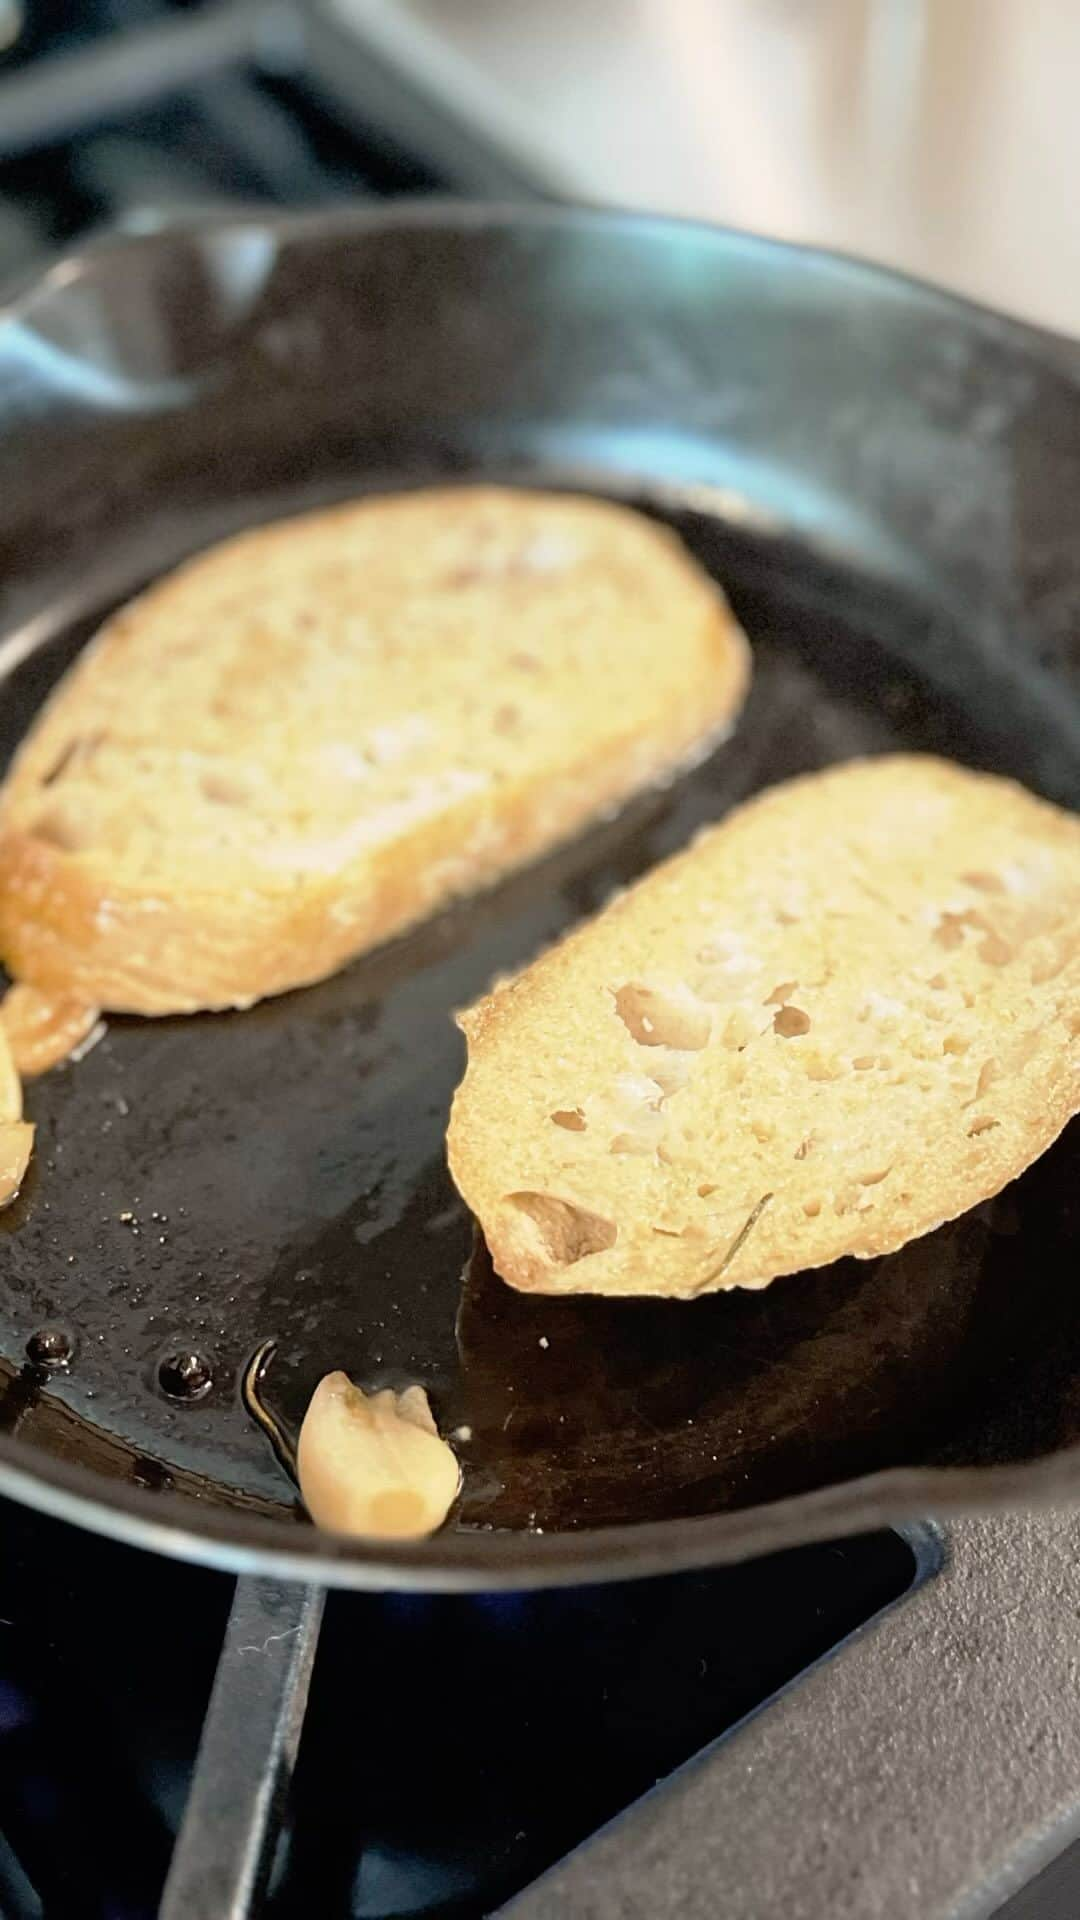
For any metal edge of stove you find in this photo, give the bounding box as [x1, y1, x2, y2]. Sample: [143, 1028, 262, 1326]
[501, 1512, 1080, 1920]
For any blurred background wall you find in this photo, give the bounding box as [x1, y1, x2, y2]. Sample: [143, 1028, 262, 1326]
[337, 0, 1080, 333]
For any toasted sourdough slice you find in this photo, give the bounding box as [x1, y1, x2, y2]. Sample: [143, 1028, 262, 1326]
[448, 756, 1080, 1299]
[0, 488, 749, 1016]
[0, 1022, 32, 1211]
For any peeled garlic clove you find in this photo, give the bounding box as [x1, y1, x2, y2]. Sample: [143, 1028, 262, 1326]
[0, 1026, 33, 1206]
[0, 1122, 34, 1210]
[1, 984, 103, 1079]
[0, 1029, 21, 1125]
[297, 1372, 460, 1540]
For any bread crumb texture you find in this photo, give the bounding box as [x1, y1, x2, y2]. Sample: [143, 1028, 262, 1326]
[448, 756, 1080, 1298]
[0, 488, 748, 1014]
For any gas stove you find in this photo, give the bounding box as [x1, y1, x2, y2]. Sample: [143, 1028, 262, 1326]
[0, 1486, 916, 1917]
[1, 9, 1080, 1920]
[2, 1496, 1079, 1918]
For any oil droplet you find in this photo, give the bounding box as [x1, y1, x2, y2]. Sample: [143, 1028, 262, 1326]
[26, 1326, 75, 1370]
[157, 1349, 214, 1402]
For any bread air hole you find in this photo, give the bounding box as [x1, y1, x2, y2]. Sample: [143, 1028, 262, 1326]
[934, 909, 979, 950]
[967, 1115, 1000, 1137]
[502, 1192, 617, 1266]
[550, 1108, 587, 1132]
[773, 1005, 811, 1038]
[613, 981, 712, 1051]
[764, 980, 799, 1006]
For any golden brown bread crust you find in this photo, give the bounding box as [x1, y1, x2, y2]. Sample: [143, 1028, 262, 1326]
[448, 755, 1080, 1299]
[0, 487, 749, 1015]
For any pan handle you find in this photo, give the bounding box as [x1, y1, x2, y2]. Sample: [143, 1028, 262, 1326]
[160, 1575, 325, 1920]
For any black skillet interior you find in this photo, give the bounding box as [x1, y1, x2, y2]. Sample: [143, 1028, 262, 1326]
[2, 205, 1080, 1586]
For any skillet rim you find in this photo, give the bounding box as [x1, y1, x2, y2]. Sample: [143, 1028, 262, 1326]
[4, 193, 1080, 366]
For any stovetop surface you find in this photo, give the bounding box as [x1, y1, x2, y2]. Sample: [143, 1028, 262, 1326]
[0, 1492, 914, 1918]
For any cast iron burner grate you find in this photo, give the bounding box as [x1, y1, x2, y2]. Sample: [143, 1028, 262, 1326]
[0, 1490, 916, 1918]
[0, 0, 538, 290]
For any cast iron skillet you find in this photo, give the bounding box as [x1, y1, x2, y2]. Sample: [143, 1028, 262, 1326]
[2, 202, 1080, 1591]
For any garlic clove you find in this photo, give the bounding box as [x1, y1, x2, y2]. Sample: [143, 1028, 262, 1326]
[297, 1372, 460, 1540]
[0, 1122, 34, 1210]
[0, 1028, 21, 1124]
